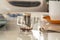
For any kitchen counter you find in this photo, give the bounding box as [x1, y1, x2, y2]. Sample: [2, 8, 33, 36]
[0, 12, 47, 40]
[0, 12, 60, 40]
[0, 31, 19, 40]
[0, 30, 44, 40]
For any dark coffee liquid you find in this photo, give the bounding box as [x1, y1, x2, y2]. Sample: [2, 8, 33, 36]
[24, 15, 31, 27]
[20, 27, 32, 32]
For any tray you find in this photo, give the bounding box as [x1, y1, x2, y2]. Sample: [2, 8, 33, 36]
[43, 16, 60, 24]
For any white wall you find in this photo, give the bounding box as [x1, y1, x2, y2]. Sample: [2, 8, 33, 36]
[0, 0, 10, 13]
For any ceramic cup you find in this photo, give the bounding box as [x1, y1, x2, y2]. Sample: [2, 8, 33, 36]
[49, 1, 60, 20]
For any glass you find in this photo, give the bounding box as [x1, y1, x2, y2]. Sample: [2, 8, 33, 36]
[0, 14, 7, 28]
[17, 13, 32, 32]
[31, 16, 40, 30]
[31, 16, 44, 40]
